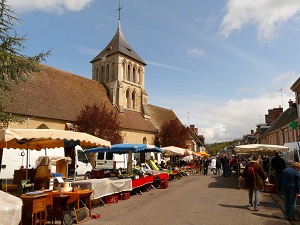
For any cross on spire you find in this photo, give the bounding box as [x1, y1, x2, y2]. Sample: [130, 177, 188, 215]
[117, 0, 123, 21]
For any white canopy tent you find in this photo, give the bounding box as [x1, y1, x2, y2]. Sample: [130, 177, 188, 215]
[234, 144, 289, 156]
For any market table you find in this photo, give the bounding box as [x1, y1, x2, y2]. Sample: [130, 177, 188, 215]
[71, 177, 132, 200]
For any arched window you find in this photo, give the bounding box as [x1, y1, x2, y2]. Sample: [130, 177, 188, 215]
[127, 65, 131, 81]
[106, 64, 110, 81]
[101, 66, 104, 82]
[36, 124, 49, 129]
[112, 62, 116, 80]
[143, 137, 147, 144]
[132, 90, 136, 109]
[139, 70, 143, 85]
[122, 62, 126, 79]
[96, 68, 99, 82]
[133, 67, 136, 83]
[126, 89, 130, 109]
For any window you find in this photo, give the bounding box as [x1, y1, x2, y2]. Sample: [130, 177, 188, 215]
[106, 65, 110, 81]
[122, 62, 126, 79]
[127, 65, 130, 81]
[106, 152, 113, 160]
[126, 89, 130, 108]
[101, 66, 104, 82]
[132, 91, 136, 109]
[112, 62, 116, 80]
[77, 150, 88, 163]
[133, 67, 136, 83]
[97, 152, 104, 160]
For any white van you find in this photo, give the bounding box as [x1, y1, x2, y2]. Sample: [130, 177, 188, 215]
[283, 142, 300, 167]
[95, 152, 135, 171]
[0, 145, 92, 181]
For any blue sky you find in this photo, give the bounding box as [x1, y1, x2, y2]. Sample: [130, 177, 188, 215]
[7, 0, 300, 144]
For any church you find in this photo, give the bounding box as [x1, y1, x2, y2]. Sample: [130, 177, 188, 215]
[3, 17, 204, 150]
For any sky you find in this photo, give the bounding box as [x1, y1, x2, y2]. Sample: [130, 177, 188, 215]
[6, 0, 300, 144]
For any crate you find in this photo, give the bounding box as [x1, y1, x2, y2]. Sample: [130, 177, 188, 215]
[103, 194, 118, 204]
[118, 192, 130, 200]
[160, 179, 168, 189]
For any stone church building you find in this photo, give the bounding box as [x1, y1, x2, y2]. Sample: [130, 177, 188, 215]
[3, 20, 196, 147]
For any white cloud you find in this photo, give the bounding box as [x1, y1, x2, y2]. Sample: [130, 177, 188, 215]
[186, 48, 206, 58]
[7, 0, 93, 14]
[220, 0, 300, 42]
[173, 73, 299, 144]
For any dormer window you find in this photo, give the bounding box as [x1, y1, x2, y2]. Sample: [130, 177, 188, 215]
[125, 47, 131, 52]
[106, 47, 112, 51]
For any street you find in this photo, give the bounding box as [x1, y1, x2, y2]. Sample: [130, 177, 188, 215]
[79, 173, 298, 225]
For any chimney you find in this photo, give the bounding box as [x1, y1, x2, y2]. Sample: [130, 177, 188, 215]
[288, 99, 293, 107]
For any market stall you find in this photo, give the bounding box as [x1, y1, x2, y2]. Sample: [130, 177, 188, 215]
[70, 177, 132, 200]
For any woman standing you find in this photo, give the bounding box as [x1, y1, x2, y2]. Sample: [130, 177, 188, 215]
[279, 162, 300, 221]
[240, 155, 268, 211]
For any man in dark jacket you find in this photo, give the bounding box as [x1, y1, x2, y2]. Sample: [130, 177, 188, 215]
[240, 155, 268, 211]
[271, 152, 286, 189]
[279, 162, 300, 221]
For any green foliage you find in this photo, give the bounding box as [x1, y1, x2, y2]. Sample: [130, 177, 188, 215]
[206, 139, 241, 154]
[74, 103, 123, 144]
[0, 0, 51, 127]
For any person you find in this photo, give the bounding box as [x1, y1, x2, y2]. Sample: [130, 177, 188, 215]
[271, 152, 286, 189]
[203, 158, 210, 175]
[211, 157, 216, 175]
[216, 157, 221, 175]
[279, 162, 300, 221]
[262, 156, 270, 174]
[240, 155, 268, 211]
[221, 155, 230, 177]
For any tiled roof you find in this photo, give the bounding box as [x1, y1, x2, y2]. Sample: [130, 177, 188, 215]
[118, 109, 157, 132]
[260, 105, 298, 138]
[3, 64, 115, 121]
[91, 21, 146, 65]
[3, 65, 161, 134]
[143, 104, 181, 131]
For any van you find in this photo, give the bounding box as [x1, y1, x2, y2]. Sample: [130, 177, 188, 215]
[0, 145, 93, 181]
[283, 142, 300, 167]
[95, 152, 135, 171]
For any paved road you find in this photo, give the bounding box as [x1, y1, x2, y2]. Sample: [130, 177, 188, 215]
[75, 174, 298, 225]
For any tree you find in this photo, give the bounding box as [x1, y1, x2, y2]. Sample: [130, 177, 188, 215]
[155, 119, 190, 148]
[0, 0, 50, 127]
[74, 103, 123, 144]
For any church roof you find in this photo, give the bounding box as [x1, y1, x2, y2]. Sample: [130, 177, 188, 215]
[3, 65, 114, 121]
[3, 65, 158, 134]
[143, 104, 181, 131]
[118, 109, 157, 132]
[91, 21, 146, 65]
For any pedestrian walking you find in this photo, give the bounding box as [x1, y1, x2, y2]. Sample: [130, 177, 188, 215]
[211, 157, 216, 175]
[279, 162, 300, 221]
[271, 152, 286, 189]
[240, 155, 268, 211]
[216, 156, 221, 175]
[203, 158, 210, 175]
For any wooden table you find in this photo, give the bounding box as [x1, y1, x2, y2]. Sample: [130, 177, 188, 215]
[52, 190, 93, 217]
[51, 194, 71, 224]
[20, 193, 48, 225]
